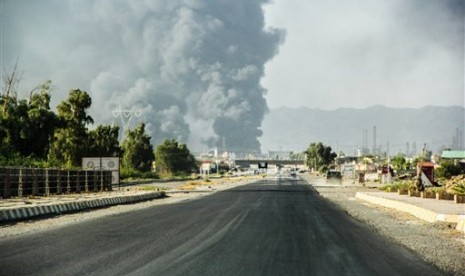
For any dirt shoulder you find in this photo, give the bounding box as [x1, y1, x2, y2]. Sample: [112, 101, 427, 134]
[307, 179, 465, 276]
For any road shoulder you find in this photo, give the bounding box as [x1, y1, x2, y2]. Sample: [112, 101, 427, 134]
[305, 179, 465, 276]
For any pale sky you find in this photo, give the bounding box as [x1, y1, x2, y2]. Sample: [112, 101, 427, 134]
[1, 0, 464, 151]
[262, 0, 464, 109]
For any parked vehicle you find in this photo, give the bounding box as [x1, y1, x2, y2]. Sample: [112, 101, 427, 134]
[326, 170, 342, 184]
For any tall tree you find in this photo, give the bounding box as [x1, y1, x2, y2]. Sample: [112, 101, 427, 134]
[22, 81, 58, 158]
[0, 62, 22, 156]
[155, 139, 197, 176]
[0, 97, 25, 155]
[1, 58, 20, 115]
[48, 89, 93, 168]
[305, 142, 337, 171]
[121, 123, 154, 172]
[0, 79, 58, 159]
[87, 125, 121, 157]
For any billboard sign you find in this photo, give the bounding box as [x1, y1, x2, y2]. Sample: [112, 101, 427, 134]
[82, 157, 120, 184]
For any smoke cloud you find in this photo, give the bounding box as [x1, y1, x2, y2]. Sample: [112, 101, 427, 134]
[2, 0, 285, 153]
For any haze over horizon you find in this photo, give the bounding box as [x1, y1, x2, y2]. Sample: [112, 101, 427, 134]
[262, 0, 464, 110]
[268, 104, 465, 112]
[1, 0, 464, 152]
[259, 105, 464, 155]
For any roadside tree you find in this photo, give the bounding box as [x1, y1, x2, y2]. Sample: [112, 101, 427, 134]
[0, 79, 58, 163]
[121, 123, 154, 172]
[391, 154, 407, 172]
[23, 81, 59, 158]
[305, 142, 337, 172]
[155, 139, 197, 176]
[48, 89, 93, 168]
[87, 125, 121, 158]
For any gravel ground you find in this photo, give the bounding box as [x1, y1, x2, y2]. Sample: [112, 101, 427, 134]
[1, 175, 464, 275]
[312, 185, 465, 276]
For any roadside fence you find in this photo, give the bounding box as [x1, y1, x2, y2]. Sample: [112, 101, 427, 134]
[0, 167, 112, 199]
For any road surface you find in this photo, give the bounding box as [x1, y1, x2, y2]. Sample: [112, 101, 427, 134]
[0, 178, 442, 275]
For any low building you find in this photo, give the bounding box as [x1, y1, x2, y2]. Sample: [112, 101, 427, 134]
[441, 150, 465, 169]
[441, 150, 465, 159]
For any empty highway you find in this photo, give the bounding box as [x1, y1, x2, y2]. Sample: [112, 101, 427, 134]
[0, 178, 442, 275]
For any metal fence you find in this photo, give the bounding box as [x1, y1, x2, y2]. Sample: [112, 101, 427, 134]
[0, 167, 112, 198]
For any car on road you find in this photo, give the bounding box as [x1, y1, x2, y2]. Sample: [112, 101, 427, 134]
[326, 170, 342, 184]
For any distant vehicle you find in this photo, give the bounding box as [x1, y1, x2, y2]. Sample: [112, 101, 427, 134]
[326, 170, 342, 183]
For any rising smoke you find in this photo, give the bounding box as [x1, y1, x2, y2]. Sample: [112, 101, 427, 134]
[79, 0, 285, 153]
[2, 0, 284, 153]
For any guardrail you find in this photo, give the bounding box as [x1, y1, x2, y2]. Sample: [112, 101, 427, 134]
[0, 167, 112, 198]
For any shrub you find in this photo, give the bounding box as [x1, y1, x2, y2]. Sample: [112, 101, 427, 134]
[318, 165, 329, 174]
[120, 167, 158, 180]
[436, 160, 464, 179]
[427, 187, 446, 194]
[0, 154, 50, 168]
[452, 183, 465, 195]
[380, 181, 411, 192]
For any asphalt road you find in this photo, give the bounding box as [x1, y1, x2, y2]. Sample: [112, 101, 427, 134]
[0, 178, 443, 276]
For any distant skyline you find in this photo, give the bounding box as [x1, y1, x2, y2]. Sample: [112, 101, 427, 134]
[259, 105, 464, 155]
[1, 0, 464, 152]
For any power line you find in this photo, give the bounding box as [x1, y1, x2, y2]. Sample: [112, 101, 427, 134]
[112, 106, 142, 136]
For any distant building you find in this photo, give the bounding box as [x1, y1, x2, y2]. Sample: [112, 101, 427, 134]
[441, 150, 465, 169]
[441, 150, 465, 160]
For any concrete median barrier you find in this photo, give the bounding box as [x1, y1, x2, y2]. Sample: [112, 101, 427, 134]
[356, 192, 465, 233]
[0, 191, 165, 223]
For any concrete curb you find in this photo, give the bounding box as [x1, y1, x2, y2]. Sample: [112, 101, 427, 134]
[0, 192, 164, 223]
[356, 192, 465, 233]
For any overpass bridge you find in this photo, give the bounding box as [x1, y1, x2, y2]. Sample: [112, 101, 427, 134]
[235, 159, 306, 168]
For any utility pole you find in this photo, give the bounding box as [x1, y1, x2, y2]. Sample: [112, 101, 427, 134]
[373, 126, 377, 156]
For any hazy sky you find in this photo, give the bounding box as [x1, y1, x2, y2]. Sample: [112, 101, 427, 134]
[263, 0, 464, 109]
[1, 0, 464, 151]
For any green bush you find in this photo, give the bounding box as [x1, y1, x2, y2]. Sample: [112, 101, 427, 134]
[380, 181, 411, 192]
[0, 153, 49, 168]
[436, 160, 464, 179]
[452, 183, 465, 195]
[120, 167, 158, 180]
[139, 170, 159, 179]
[427, 186, 446, 194]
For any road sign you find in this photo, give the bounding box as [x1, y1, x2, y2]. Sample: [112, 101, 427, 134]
[258, 161, 268, 169]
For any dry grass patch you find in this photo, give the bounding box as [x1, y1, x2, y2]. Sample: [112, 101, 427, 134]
[178, 176, 257, 191]
[179, 180, 212, 190]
